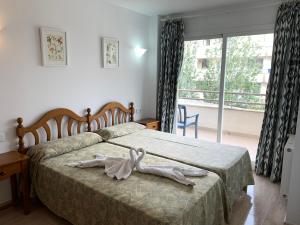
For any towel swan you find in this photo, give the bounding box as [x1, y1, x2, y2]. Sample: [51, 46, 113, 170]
[134, 148, 208, 186]
[67, 150, 137, 180]
[67, 148, 208, 186]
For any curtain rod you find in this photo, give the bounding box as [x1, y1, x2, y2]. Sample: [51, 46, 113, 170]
[160, 0, 283, 22]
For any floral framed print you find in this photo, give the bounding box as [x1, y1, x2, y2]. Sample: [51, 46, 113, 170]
[102, 37, 119, 68]
[40, 27, 68, 67]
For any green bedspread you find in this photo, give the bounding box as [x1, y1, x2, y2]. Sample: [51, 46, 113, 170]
[31, 142, 229, 225]
[108, 129, 254, 209]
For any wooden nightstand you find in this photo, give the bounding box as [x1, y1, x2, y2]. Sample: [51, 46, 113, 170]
[0, 151, 30, 214]
[136, 118, 160, 130]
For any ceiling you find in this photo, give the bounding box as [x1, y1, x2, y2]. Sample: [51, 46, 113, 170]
[105, 0, 264, 16]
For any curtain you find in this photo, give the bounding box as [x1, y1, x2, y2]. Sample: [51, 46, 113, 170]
[157, 19, 185, 133]
[255, 1, 300, 182]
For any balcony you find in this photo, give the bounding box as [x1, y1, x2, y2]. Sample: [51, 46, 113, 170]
[177, 89, 265, 161]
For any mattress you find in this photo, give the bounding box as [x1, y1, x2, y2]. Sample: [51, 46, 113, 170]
[31, 142, 229, 225]
[107, 129, 254, 208]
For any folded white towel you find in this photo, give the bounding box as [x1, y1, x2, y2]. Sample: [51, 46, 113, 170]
[66, 148, 208, 186]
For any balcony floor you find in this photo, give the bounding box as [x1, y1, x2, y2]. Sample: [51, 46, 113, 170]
[176, 127, 259, 161]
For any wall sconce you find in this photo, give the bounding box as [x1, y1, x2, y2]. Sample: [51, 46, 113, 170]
[134, 47, 147, 57]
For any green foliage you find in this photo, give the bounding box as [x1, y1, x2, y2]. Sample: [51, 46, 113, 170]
[179, 37, 264, 110]
[178, 41, 198, 98]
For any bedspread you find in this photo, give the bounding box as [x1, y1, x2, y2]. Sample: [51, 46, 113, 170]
[32, 142, 229, 225]
[108, 129, 254, 208]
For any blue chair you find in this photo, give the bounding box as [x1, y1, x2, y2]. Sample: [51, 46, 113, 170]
[177, 104, 199, 138]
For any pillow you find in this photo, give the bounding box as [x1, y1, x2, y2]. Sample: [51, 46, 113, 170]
[94, 122, 145, 140]
[27, 132, 103, 162]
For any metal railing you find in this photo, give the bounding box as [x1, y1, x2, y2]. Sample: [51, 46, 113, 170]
[178, 88, 266, 110]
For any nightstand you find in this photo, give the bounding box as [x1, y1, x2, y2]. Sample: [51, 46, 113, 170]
[136, 118, 160, 130]
[0, 151, 30, 214]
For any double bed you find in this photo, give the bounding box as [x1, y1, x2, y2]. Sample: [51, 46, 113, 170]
[15, 101, 254, 225]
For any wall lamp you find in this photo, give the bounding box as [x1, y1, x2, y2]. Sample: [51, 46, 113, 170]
[134, 47, 147, 57]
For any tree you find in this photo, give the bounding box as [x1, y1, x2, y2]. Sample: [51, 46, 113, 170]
[179, 37, 263, 110]
[178, 41, 199, 98]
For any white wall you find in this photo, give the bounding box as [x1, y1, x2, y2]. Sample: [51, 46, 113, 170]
[143, 16, 159, 117]
[0, 0, 157, 204]
[286, 104, 300, 225]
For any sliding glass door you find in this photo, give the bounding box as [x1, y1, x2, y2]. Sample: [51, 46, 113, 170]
[177, 33, 274, 160]
[177, 38, 222, 142]
[222, 34, 273, 160]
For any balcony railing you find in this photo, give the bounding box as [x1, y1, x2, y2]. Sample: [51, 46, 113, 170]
[178, 88, 266, 111]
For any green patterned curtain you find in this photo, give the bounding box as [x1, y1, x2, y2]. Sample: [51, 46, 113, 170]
[157, 19, 185, 133]
[255, 1, 300, 182]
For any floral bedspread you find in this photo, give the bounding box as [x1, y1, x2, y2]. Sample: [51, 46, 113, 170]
[108, 129, 254, 209]
[32, 142, 229, 225]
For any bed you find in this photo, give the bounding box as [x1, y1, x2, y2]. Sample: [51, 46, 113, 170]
[16, 107, 229, 225]
[87, 102, 254, 209]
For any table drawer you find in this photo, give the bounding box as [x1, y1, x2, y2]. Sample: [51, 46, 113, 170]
[0, 163, 21, 180]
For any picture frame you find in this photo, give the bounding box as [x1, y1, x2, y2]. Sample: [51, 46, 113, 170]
[40, 27, 68, 67]
[102, 37, 119, 68]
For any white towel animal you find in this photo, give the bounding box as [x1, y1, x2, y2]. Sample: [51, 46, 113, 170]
[134, 148, 208, 186]
[67, 151, 136, 180]
[66, 148, 208, 186]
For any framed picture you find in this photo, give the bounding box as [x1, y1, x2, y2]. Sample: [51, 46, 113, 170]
[40, 27, 68, 66]
[102, 37, 119, 68]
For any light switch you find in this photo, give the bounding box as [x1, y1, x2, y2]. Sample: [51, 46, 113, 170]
[0, 132, 6, 142]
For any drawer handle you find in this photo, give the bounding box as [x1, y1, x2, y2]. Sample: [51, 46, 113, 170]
[287, 148, 292, 153]
[0, 171, 7, 176]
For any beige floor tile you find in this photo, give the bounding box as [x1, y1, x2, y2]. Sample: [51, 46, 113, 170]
[263, 196, 287, 225]
[229, 175, 285, 225]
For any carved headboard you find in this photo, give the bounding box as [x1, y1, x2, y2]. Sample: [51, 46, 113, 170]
[87, 102, 134, 131]
[16, 108, 88, 154]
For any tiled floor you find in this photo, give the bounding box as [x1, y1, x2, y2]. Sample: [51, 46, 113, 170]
[0, 174, 286, 225]
[177, 127, 259, 161]
[230, 175, 286, 225]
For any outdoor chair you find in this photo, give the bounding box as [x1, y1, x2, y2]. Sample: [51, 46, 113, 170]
[177, 104, 199, 138]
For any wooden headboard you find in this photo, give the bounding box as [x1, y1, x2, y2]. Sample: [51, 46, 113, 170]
[16, 108, 88, 154]
[16, 102, 134, 153]
[87, 102, 134, 131]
